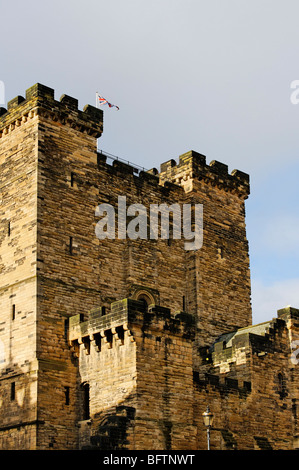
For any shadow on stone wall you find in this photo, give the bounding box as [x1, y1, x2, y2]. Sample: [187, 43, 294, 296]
[81, 404, 136, 450]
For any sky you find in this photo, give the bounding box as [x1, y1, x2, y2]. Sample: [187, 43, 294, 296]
[1, 0, 299, 325]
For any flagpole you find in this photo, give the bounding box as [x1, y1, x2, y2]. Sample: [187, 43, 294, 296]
[96, 91, 98, 108]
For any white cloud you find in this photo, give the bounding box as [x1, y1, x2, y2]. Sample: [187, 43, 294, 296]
[251, 277, 299, 325]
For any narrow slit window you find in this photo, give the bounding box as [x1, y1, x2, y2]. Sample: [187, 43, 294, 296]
[64, 386, 70, 405]
[64, 319, 69, 340]
[12, 304, 16, 321]
[70, 172, 75, 187]
[218, 246, 224, 259]
[182, 296, 186, 311]
[69, 237, 73, 255]
[8, 221, 11, 236]
[11, 382, 15, 401]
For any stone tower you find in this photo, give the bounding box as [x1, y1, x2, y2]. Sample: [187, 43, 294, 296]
[0, 84, 253, 450]
[0, 84, 103, 449]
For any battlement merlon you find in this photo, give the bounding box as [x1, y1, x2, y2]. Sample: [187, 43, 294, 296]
[277, 306, 299, 321]
[0, 83, 103, 139]
[68, 298, 196, 345]
[159, 150, 250, 198]
[277, 306, 299, 338]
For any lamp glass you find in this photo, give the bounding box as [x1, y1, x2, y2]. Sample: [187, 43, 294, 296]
[203, 408, 214, 427]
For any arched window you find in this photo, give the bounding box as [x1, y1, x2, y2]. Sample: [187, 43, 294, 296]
[131, 286, 158, 310]
[136, 293, 152, 310]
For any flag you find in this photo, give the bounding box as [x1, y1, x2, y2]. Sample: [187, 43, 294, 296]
[97, 93, 119, 110]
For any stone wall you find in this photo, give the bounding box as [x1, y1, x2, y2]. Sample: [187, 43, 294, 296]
[69, 298, 197, 450]
[193, 307, 299, 450]
[0, 93, 39, 449]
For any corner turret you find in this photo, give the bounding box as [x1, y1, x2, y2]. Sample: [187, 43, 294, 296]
[159, 150, 249, 198]
[0, 83, 103, 140]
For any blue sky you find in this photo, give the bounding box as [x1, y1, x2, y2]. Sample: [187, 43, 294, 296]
[1, 0, 299, 324]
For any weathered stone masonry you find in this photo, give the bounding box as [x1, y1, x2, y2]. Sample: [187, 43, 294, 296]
[0, 83, 298, 450]
[68, 299, 196, 450]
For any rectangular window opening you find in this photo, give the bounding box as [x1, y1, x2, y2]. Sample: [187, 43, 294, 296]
[12, 304, 16, 321]
[82, 383, 90, 420]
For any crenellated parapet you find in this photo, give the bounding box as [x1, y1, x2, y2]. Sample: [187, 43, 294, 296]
[193, 370, 252, 397]
[159, 150, 250, 197]
[97, 148, 249, 198]
[0, 83, 103, 140]
[68, 302, 135, 357]
[1, 84, 248, 201]
[68, 298, 195, 357]
[69, 297, 197, 450]
[198, 313, 292, 381]
[96, 151, 186, 199]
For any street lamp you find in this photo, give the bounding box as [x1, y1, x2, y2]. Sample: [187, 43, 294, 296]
[202, 406, 214, 450]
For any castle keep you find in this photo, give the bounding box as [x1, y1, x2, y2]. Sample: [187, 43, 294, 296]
[0, 83, 298, 450]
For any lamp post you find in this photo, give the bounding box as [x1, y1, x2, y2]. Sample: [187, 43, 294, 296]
[202, 406, 214, 450]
